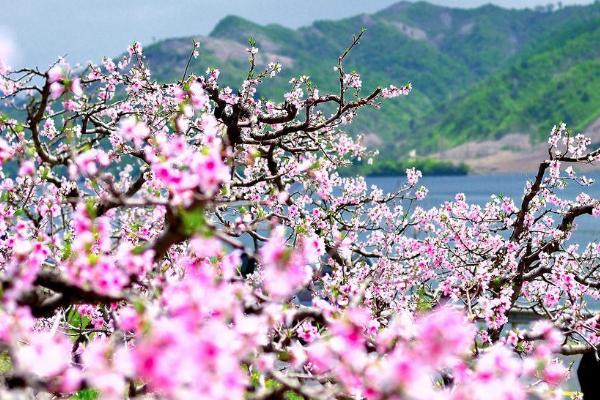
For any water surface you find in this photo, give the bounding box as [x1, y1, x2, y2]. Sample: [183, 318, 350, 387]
[367, 173, 600, 245]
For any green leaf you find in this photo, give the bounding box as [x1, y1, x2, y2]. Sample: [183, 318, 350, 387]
[180, 206, 212, 237]
[87, 253, 99, 266]
[85, 198, 97, 219]
[416, 286, 432, 313]
[66, 309, 91, 335]
[70, 389, 99, 400]
[133, 298, 146, 314]
[295, 225, 307, 235]
[286, 391, 304, 400]
[132, 245, 145, 255]
[39, 165, 50, 179]
[130, 221, 141, 232]
[249, 369, 261, 388]
[61, 234, 73, 261]
[0, 352, 12, 374]
[308, 160, 321, 171]
[265, 378, 280, 390]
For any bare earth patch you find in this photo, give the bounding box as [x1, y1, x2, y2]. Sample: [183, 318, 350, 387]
[436, 116, 600, 173]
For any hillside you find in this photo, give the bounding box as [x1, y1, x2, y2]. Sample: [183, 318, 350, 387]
[415, 14, 600, 152]
[141, 1, 600, 168]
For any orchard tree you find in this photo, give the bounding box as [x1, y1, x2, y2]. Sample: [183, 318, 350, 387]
[0, 31, 598, 399]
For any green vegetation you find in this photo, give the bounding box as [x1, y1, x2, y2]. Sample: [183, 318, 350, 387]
[70, 389, 99, 400]
[343, 157, 469, 176]
[139, 2, 600, 170]
[414, 15, 600, 152]
[0, 352, 11, 375]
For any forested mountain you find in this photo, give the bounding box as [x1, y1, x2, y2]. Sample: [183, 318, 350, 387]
[142, 1, 600, 163]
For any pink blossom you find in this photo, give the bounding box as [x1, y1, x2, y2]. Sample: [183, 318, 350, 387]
[301, 234, 325, 264]
[549, 160, 561, 180]
[543, 362, 568, 386]
[406, 167, 422, 186]
[0, 138, 12, 164]
[50, 81, 65, 99]
[16, 332, 71, 378]
[118, 117, 150, 148]
[297, 322, 319, 343]
[71, 78, 83, 97]
[82, 340, 128, 400]
[381, 83, 412, 98]
[47, 64, 66, 83]
[189, 81, 208, 109]
[343, 72, 362, 89]
[416, 307, 475, 366]
[18, 160, 35, 176]
[60, 367, 83, 393]
[73, 148, 110, 177]
[117, 306, 140, 332]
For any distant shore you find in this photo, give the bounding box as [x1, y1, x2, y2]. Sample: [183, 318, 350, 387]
[344, 158, 469, 177]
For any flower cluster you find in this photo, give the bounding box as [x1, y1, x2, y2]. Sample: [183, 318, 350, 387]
[0, 34, 594, 400]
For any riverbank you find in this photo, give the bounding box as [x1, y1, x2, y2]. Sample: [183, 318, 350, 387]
[343, 157, 469, 177]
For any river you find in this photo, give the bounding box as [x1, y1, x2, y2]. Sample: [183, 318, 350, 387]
[368, 172, 600, 246]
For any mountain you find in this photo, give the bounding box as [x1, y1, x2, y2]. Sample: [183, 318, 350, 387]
[415, 13, 600, 152]
[141, 1, 600, 169]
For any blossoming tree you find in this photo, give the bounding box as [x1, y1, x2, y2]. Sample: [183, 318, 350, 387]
[0, 32, 599, 399]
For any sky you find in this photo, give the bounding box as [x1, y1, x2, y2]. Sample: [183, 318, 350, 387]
[0, 0, 595, 69]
